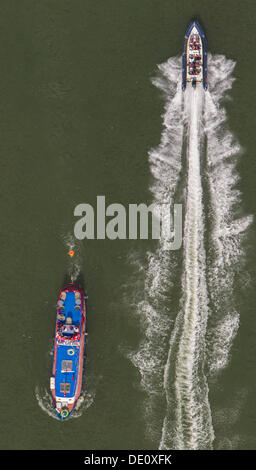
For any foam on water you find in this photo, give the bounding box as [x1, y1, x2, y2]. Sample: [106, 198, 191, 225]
[160, 86, 214, 450]
[62, 233, 82, 281]
[35, 385, 60, 420]
[204, 55, 253, 374]
[129, 54, 252, 449]
[128, 59, 184, 440]
[150, 57, 184, 206]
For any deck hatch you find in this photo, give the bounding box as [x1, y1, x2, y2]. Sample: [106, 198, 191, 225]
[61, 360, 73, 372]
[60, 382, 71, 393]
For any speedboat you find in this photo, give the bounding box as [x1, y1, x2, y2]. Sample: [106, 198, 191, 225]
[50, 281, 87, 420]
[182, 21, 207, 90]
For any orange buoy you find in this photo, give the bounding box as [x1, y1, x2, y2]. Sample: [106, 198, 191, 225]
[68, 250, 75, 258]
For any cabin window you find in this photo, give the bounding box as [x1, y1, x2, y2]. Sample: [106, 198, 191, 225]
[60, 382, 71, 393]
[61, 360, 73, 372]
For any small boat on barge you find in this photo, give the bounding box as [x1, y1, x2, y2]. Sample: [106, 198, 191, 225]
[50, 281, 86, 420]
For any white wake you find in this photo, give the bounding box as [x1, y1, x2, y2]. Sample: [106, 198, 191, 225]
[160, 85, 213, 450]
[129, 54, 252, 449]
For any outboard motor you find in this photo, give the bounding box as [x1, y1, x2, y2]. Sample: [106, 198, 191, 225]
[192, 78, 197, 88]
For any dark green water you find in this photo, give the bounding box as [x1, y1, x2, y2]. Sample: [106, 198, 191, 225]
[0, 0, 255, 450]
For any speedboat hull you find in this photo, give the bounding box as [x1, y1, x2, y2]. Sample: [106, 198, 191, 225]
[50, 282, 86, 420]
[182, 21, 207, 90]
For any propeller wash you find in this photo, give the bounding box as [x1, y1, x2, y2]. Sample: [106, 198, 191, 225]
[129, 47, 252, 449]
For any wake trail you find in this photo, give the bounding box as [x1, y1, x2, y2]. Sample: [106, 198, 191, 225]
[36, 234, 94, 420]
[203, 57, 253, 373]
[160, 86, 213, 450]
[128, 54, 252, 449]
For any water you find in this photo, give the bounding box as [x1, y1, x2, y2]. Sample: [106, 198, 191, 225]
[161, 85, 213, 450]
[0, 0, 256, 450]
